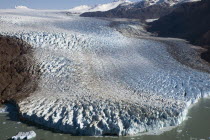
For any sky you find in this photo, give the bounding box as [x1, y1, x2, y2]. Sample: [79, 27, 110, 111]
[0, 0, 140, 10]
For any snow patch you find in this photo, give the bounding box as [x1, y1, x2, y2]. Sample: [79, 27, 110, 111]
[145, 18, 159, 23]
[134, 0, 202, 7]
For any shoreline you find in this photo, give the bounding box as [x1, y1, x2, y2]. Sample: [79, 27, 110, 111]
[0, 92, 209, 137]
[2, 98, 210, 140]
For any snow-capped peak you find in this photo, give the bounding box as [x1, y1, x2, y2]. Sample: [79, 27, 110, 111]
[15, 6, 31, 10]
[68, 5, 92, 14]
[68, 0, 132, 14]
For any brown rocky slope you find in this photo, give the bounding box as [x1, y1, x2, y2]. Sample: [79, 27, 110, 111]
[0, 35, 40, 104]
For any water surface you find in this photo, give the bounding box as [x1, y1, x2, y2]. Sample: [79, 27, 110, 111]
[1, 99, 210, 140]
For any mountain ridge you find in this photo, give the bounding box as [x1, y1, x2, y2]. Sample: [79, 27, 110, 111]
[80, 0, 201, 21]
[68, 0, 132, 14]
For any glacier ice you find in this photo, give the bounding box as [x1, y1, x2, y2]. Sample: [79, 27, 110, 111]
[0, 107, 7, 113]
[12, 131, 36, 140]
[0, 9, 210, 136]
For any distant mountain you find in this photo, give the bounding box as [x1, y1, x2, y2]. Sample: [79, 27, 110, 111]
[68, 0, 132, 14]
[15, 6, 31, 10]
[81, 0, 201, 20]
[147, 0, 210, 62]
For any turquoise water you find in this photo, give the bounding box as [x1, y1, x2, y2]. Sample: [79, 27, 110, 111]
[1, 99, 210, 140]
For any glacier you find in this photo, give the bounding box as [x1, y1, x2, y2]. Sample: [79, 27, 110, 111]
[0, 9, 210, 136]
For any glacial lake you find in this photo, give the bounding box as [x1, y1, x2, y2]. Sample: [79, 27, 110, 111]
[1, 98, 210, 140]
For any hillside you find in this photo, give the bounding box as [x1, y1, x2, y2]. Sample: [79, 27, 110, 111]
[80, 0, 200, 20]
[147, 0, 210, 62]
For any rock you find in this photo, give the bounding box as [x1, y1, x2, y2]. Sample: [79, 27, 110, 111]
[12, 131, 36, 140]
[0, 35, 40, 104]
